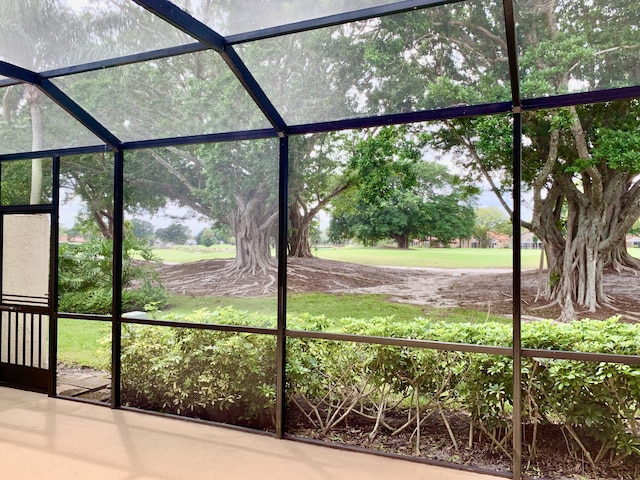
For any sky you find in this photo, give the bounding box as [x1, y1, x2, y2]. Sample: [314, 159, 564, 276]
[59, 193, 210, 235]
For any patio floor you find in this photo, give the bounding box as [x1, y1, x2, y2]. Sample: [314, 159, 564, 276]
[0, 387, 507, 480]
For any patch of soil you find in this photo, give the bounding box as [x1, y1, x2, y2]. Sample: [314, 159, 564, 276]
[287, 406, 640, 480]
[156, 258, 640, 322]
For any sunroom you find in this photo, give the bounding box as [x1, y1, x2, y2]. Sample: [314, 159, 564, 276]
[1, 1, 640, 479]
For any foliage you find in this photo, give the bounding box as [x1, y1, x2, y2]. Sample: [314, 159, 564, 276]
[330, 130, 476, 248]
[196, 224, 234, 247]
[130, 218, 155, 242]
[423, 194, 475, 246]
[58, 225, 167, 314]
[196, 228, 217, 247]
[0, 158, 53, 205]
[155, 222, 190, 245]
[121, 310, 277, 429]
[119, 305, 640, 474]
[473, 207, 512, 248]
[290, 316, 640, 473]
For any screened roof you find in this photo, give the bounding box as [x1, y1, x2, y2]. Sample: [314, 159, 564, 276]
[1, 0, 639, 158]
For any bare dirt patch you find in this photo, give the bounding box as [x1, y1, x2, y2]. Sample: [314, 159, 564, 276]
[156, 258, 640, 321]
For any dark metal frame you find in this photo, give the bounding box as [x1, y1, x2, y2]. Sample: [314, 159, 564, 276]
[0, 1, 639, 479]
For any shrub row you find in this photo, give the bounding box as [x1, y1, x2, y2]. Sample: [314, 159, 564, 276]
[120, 309, 640, 474]
[121, 309, 277, 429]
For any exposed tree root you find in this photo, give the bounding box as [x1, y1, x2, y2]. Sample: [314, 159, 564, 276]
[155, 258, 640, 322]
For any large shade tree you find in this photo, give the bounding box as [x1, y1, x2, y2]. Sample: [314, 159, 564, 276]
[329, 127, 475, 248]
[123, 139, 279, 276]
[358, 0, 640, 319]
[288, 134, 352, 257]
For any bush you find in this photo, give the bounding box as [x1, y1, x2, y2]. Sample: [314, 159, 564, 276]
[121, 308, 276, 430]
[58, 229, 167, 314]
[120, 308, 640, 473]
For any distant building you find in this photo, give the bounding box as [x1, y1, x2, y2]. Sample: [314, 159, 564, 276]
[521, 231, 542, 249]
[490, 232, 511, 248]
[59, 233, 86, 243]
[626, 235, 640, 248]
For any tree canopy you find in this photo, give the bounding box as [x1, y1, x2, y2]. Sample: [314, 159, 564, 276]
[358, 0, 640, 319]
[155, 223, 190, 245]
[473, 207, 512, 249]
[330, 127, 475, 248]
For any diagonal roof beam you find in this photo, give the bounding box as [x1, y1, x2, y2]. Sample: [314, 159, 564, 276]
[39, 80, 122, 148]
[0, 60, 40, 84]
[0, 61, 121, 149]
[132, 0, 287, 135]
[130, 0, 225, 50]
[220, 46, 287, 135]
[227, 0, 467, 44]
[502, 0, 521, 110]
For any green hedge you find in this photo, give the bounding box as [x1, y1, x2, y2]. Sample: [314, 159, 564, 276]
[120, 310, 640, 473]
[121, 309, 276, 429]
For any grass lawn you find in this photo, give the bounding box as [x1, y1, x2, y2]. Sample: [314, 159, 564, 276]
[57, 318, 110, 370]
[161, 293, 509, 329]
[315, 246, 541, 269]
[57, 245, 556, 368]
[152, 245, 543, 269]
[165, 292, 427, 323]
[55, 246, 640, 369]
[57, 292, 509, 369]
[151, 245, 235, 263]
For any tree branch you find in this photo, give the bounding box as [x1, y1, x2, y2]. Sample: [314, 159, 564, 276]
[149, 150, 196, 195]
[569, 106, 602, 208]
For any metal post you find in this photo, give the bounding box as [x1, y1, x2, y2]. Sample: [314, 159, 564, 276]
[111, 149, 124, 407]
[48, 155, 60, 396]
[512, 112, 523, 480]
[276, 135, 289, 438]
[502, 0, 523, 475]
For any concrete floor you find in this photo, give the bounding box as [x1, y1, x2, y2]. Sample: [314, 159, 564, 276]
[0, 387, 506, 480]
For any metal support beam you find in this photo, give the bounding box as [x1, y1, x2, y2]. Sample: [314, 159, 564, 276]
[523, 85, 640, 110]
[276, 136, 289, 438]
[48, 156, 61, 397]
[133, 0, 286, 134]
[220, 47, 287, 134]
[41, 43, 208, 81]
[0, 61, 40, 84]
[502, 1, 523, 474]
[121, 128, 278, 151]
[287, 102, 513, 135]
[226, 0, 467, 44]
[511, 112, 523, 480]
[131, 0, 225, 50]
[0, 145, 109, 163]
[39, 80, 121, 149]
[502, 0, 521, 109]
[0, 63, 120, 149]
[111, 149, 125, 408]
